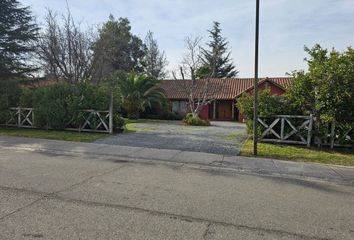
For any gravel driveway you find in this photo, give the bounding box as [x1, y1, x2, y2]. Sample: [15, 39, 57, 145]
[95, 120, 246, 155]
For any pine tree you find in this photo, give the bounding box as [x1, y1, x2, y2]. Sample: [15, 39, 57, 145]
[0, 0, 38, 79]
[143, 31, 168, 79]
[198, 21, 238, 78]
[92, 15, 146, 83]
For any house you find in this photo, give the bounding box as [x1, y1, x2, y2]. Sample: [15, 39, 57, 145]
[160, 77, 292, 122]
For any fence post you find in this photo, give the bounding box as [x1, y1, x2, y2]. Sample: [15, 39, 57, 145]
[307, 114, 313, 147]
[109, 91, 113, 134]
[280, 117, 285, 140]
[32, 109, 35, 127]
[17, 107, 21, 127]
[330, 120, 335, 149]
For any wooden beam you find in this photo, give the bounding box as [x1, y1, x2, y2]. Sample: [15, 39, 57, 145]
[213, 101, 216, 119]
[231, 101, 235, 120]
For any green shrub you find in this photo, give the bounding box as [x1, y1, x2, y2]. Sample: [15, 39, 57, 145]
[19, 88, 35, 107]
[33, 83, 79, 129]
[113, 113, 125, 132]
[236, 89, 297, 133]
[184, 113, 194, 120]
[0, 79, 21, 123]
[30, 82, 122, 130]
[183, 113, 210, 126]
[143, 111, 183, 120]
[1, 79, 123, 130]
[162, 111, 183, 120]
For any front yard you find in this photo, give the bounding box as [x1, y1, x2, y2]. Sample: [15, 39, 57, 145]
[0, 120, 248, 155]
[241, 139, 354, 166]
[2, 123, 353, 167]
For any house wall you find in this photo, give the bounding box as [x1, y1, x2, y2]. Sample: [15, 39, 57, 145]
[207, 100, 236, 121]
[168, 81, 286, 122]
[169, 100, 209, 119]
[199, 105, 209, 120]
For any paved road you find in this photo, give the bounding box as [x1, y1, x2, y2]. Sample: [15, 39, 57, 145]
[95, 120, 246, 155]
[1, 137, 354, 240]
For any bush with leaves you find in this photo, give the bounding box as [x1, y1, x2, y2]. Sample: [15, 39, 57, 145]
[0, 79, 21, 123]
[236, 89, 296, 133]
[287, 45, 354, 146]
[237, 89, 294, 120]
[31, 82, 120, 130]
[287, 45, 354, 122]
[113, 113, 125, 132]
[32, 83, 78, 129]
[183, 113, 210, 126]
[19, 87, 35, 107]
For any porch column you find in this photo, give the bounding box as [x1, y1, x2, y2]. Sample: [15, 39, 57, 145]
[213, 100, 216, 119]
[231, 101, 235, 120]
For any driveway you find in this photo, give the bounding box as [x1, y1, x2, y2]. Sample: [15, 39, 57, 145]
[95, 120, 246, 155]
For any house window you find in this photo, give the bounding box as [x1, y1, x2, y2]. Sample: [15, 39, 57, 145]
[172, 101, 187, 113]
[172, 101, 180, 112]
[180, 101, 187, 112]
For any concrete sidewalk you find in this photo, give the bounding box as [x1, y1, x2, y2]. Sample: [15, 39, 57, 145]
[0, 136, 353, 184]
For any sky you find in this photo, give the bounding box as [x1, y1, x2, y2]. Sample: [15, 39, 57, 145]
[22, 0, 354, 78]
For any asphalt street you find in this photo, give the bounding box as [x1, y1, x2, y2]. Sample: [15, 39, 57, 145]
[1, 143, 354, 240]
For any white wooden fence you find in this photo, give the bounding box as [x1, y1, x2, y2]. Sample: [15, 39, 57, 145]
[2, 107, 113, 134]
[321, 120, 353, 148]
[258, 115, 313, 147]
[6, 107, 35, 128]
[258, 115, 353, 148]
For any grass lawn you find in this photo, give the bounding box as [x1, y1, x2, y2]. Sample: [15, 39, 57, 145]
[123, 118, 176, 133]
[123, 123, 156, 133]
[0, 127, 111, 142]
[241, 139, 354, 167]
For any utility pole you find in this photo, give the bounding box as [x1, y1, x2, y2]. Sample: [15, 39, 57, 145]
[109, 91, 113, 134]
[253, 0, 260, 156]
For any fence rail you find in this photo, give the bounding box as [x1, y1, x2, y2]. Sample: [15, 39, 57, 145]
[258, 115, 313, 147]
[321, 120, 353, 148]
[6, 107, 36, 128]
[258, 115, 353, 148]
[1, 107, 113, 134]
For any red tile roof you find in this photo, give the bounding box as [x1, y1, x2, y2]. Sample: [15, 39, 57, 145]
[160, 77, 292, 100]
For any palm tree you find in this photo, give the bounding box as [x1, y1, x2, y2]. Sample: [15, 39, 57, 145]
[118, 73, 166, 119]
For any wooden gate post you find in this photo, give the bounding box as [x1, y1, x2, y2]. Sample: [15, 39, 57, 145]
[17, 107, 21, 127]
[307, 114, 313, 147]
[330, 120, 335, 149]
[109, 91, 113, 134]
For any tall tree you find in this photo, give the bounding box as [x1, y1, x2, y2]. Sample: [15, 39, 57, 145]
[287, 44, 354, 122]
[198, 21, 238, 78]
[172, 36, 222, 117]
[37, 9, 94, 84]
[92, 15, 146, 83]
[143, 31, 168, 79]
[0, 0, 38, 79]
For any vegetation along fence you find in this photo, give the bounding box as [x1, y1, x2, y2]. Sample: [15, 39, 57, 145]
[319, 120, 354, 149]
[258, 115, 353, 148]
[2, 107, 113, 134]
